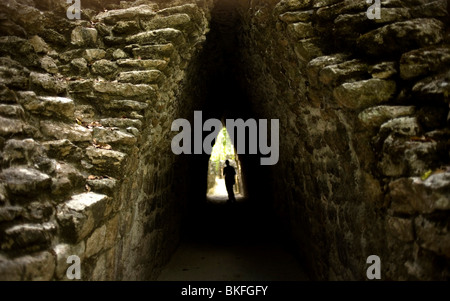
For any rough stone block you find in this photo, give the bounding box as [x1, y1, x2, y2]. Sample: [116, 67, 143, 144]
[112, 49, 128, 60]
[280, 10, 314, 23]
[117, 70, 163, 84]
[86, 178, 117, 194]
[369, 61, 398, 79]
[57, 192, 109, 243]
[141, 13, 191, 31]
[85, 146, 127, 174]
[0, 84, 18, 103]
[20, 94, 74, 119]
[112, 21, 141, 35]
[42, 139, 82, 160]
[358, 105, 415, 129]
[1, 222, 56, 251]
[333, 79, 396, 110]
[0, 206, 23, 222]
[105, 215, 120, 250]
[0, 251, 55, 281]
[410, 0, 448, 18]
[93, 81, 157, 99]
[0, 167, 51, 195]
[287, 22, 315, 39]
[71, 26, 98, 47]
[126, 28, 184, 45]
[131, 43, 175, 60]
[0, 104, 24, 118]
[70, 58, 89, 75]
[93, 127, 137, 146]
[307, 53, 348, 86]
[28, 35, 50, 54]
[415, 216, 450, 258]
[2, 138, 43, 165]
[379, 117, 420, 137]
[40, 56, 58, 74]
[85, 225, 106, 258]
[0, 58, 30, 90]
[95, 5, 157, 24]
[319, 59, 368, 86]
[30, 72, 67, 95]
[116, 59, 168, 71]
[386, 216, 414, 242]
[294, 38, 323, 63]
[390, 172, 450, 214]
[400, 46, 450, 80]
[99, 118, 142, 130]
[51, 162, 84, 195]
[103, 99, 149, 112]
[91, 60, 118, 76]
[412, 71, 450, 102]
[83, 49, 106, 62]
[40, 121, 92, 142]
[357, 18, 445, 56]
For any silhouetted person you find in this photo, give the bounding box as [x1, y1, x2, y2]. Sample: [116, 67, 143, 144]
[223, 160, 236, 203]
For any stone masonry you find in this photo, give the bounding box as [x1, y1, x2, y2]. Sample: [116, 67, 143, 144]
[0, 0, 213, 280]
[0, 0, 449, 281]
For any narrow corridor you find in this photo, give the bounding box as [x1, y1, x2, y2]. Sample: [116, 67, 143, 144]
[157, 196, 309, 281]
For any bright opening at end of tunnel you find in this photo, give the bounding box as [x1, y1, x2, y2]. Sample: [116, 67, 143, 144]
[207, 127, 243, 198]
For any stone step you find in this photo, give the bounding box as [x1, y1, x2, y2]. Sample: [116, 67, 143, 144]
[112, 20, 141, 35]
[0, 116, 27, 136]
[400, 46, 450, 80]
[357, 18, 445, 57]
[42, 139, 82, 161]
[86, 177, 117, 194]
[0, 250, 55, 281]
[156, 3, 201, 21]
[0, 61, 30, 90]
[0, 167, 51, 196]
[117, 70, 163, 85]
[130, 43, 175, 60]
[2, 138, 43, 166]
[116, 59, 168, 71]
[51, 162, 85, 196]
[0, 84, 19, 104]
[91, 59, 118, 77]
[99, 118, 142, 130]
[141, 13, 191, 31]
[279, 10, 314, 23]
[40, 120, 92, 142]
[1, 222, 56, 251]
[95, 5, 157, 25]
[85, 146, 127, 175]
[0, 104, 24, 118]
[358, 105, 416, 129]
[102, 99, 149, 112]
[318, 59, 368, 86]
[0, 206, 23, 223]
[333, 78, 396, 110]
[92, 127, 137, 146]
[56, 192, 110, 243]
[30, 72, 67, 95]
[125, 28, 185, 46]
[93, 81, 157, 101]
[17, 91, 74, 119]
[389, 171, 450, 214]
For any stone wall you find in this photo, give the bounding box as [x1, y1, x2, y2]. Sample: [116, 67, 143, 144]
[0, 0, 449, 281]
[0, 0, 213, 280]
[236, 0, 450, 280]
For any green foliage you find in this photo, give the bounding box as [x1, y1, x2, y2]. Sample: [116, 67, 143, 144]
[210, 127, 235, 174]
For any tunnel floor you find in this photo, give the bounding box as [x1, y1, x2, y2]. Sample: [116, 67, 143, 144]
[157, 196, 309, 281]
